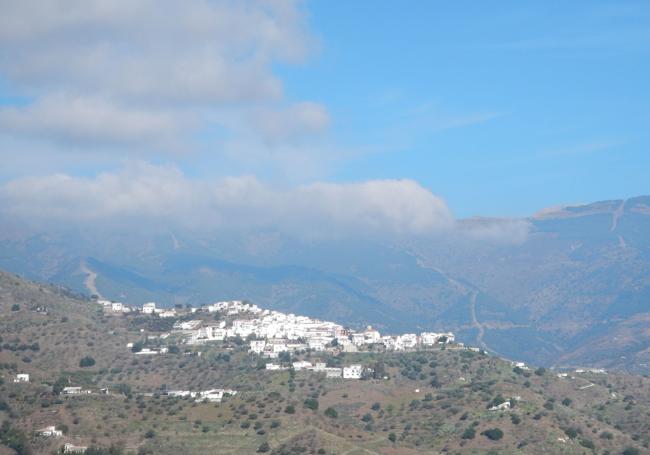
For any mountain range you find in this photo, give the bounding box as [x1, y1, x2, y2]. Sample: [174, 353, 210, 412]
[1, 195, 649, 373]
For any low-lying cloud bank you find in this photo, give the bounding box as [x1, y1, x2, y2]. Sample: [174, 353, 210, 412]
[0, 163, 456, 237]
[0, 164, 531, 243]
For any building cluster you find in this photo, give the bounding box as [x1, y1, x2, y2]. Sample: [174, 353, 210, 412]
[99, 300, 178, 318]
[37, 425, 63, 438]
[165, 388, 237, 403]
[181, 301, 455, 357]
[264, 361, 364, 379]
[101, 298, 455, 360]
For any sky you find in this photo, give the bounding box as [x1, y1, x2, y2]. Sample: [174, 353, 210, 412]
[0, 0, 648, 236]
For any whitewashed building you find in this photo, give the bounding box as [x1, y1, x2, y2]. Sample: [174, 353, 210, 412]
[142, 302, 156, 314]
[14, 373, 29, 383]
[38, 426, 63, 438]
[343, 365, 363, 379]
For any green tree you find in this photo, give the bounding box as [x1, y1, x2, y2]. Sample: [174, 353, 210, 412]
[52, 377, 68, 395]
[324, 407, 338, 418]
[481, 428, 504, 441]
[461, 427, 476, 439]
[79, 356, 96, 367]
[304, 398, 319, 410]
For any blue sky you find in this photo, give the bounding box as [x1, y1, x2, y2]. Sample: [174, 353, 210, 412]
[279, 0, 650, 216]
[0, 0, 649, 231]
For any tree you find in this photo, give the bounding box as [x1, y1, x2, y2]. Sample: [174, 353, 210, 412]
[0, 420, 31, 455]
[144, 429, 155, 439]
[324, 407, 338, 419]
[388, 432, 397, 443]
[79, 356, 96, 367]
[284, 405, 295, 414]
[622, 448, 640, 455]
[481, 428, 504, 441]
[257, 442, 270, 453]
[10, 304, 20, 312]
[461, 427, 476, 439]
[304, 398, 319, 410]
[52, 377, 68, 395]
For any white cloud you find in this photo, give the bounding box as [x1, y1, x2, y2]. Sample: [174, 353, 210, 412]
[0, 94, 191, 147]
[456, 217, 531, 244]
[0, 0, 311, 104]
[0, 163, 454, 236]
[0, 0, 320, 151]
[249, 102, 330, 145]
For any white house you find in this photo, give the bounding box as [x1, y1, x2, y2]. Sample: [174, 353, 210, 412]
[292, 361, 312, 371]
[110, 302, 124, 313]
[489, 401, 511, 411]
[363, 326, 381, 344]
[62, 387, 85, 395]
[350, 333, 365, 346]
[343, 365, 363, 379]
[142, 302, 156, 314]
[38, 426, 63, 438]
[14, 373, 29, 383]
[159, 309, 176, 318]
[195, 389, 224, 403]
[64, 443, 87, 453]
[249, 340, 266, 354]
[325, 367, 342, 378]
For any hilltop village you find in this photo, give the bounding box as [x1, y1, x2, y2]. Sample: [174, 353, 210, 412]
[100, 299, 457, 380]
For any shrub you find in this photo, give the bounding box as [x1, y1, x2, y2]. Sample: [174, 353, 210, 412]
[622, 448, 639, 455]
[511, 414, 521, 425]
[461, 427, 476, 439]
[579, 438, 595, 450]
[564, 427, 579, 439]
[561, 397, 572, 406]
[388, 432, 397, 443]
[303, 398, 319, 410]
[481, 428, 504, 441]
[324, 407, 338, 419]
[284, 405, 295, 414]
[10, 304, 20, 312]
[79, 356, 96, 368]
[257, 442, 270, 453]
[144, 429, 155, 439]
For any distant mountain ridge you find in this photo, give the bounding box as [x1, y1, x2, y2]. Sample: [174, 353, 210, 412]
[0, 195, 649, 372]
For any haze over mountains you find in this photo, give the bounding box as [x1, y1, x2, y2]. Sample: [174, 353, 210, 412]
[1, 195, 649, 373]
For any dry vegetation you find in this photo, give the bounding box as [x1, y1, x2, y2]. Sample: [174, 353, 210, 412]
[1, 270, 649, 455]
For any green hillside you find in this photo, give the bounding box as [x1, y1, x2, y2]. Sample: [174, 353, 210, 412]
[1, 270, 649, 455]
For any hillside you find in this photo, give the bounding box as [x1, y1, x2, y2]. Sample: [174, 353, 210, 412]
[1, 270, 649, 455]
[1, 196, 649, 373]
